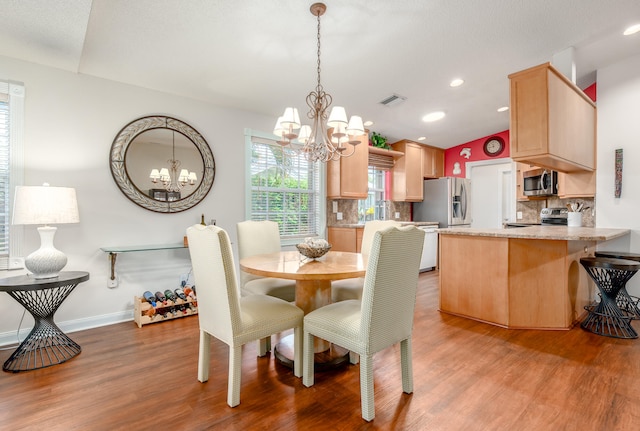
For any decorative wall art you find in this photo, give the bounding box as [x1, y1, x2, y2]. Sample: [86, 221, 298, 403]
[615, 148, 623, 198]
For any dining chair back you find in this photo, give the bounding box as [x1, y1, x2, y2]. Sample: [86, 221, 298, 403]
[237, 220, 296, 302]
[331, 220, 401, 302]
[303, 225, 425, 421]
[187, 224, 303, 407]
[361, 220, 403, 257]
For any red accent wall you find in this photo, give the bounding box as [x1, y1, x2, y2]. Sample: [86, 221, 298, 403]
[444, 129, 510, 177]
[583, 82, 597, 102]
[443, 82, 596, 178]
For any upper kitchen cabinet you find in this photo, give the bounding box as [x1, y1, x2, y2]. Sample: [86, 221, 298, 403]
[557, 170, 596, 198]
[391, 140, 423, 201]
[509, 63, 596, 173]
[326, 134, 368, 199]
[423, 145, 444, 178]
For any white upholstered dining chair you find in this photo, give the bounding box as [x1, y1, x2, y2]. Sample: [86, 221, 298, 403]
[302, 225, 425, 421]
[237, 220, 296, 302]
[331, 220, 402, 302]
[186, 224, 303, 407]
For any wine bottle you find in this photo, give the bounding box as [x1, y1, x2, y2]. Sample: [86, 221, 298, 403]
[200, 214, 206, 225]
[164, 289, 177, 303]
[184, 286, 195, 299]
[143, 291, 157, 307]
[175, 287, 187, 300]
[155, 291, 167, 305]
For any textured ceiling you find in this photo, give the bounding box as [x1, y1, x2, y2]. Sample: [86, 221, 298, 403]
[1, 0, 640, 148]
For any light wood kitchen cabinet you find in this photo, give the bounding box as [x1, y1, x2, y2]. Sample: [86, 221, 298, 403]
[439, 232, 596, 329]
[422, 145, 444, 178]
[327, 227, 363, 253]
[509, 62, 596, 173]
[390, 140, 423, 201]
[326, 134, 368, 199]
[515, 162, 530, 201]
[557, 170, 596, 198]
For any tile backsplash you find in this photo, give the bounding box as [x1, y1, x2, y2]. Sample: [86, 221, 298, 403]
[517, 197, 595, 226]
[326, 199, 411, 226]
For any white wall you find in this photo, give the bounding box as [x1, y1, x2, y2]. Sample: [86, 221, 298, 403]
[595, 52, 640, 296]
[0, 55, 274, 342]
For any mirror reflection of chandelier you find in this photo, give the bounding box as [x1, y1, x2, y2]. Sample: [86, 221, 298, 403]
[149, 131, 197, 192]
[273, 2, 365, 163]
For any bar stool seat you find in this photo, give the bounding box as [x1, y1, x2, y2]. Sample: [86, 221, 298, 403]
[594, 251, 640, 319]
[580, 257, 640, 339]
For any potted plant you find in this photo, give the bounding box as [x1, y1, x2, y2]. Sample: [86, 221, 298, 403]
[370, 132, 390, 149]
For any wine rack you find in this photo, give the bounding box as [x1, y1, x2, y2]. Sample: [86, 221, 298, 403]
[134, 296, 198, 328]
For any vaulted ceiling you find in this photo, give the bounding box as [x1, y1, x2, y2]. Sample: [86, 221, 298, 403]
[2, 0, 640, 148]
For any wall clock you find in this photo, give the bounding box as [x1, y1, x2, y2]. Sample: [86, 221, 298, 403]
[483, 136, 505, 157]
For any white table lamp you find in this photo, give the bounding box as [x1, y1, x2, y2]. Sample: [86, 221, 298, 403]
[12, 184, 80, 279]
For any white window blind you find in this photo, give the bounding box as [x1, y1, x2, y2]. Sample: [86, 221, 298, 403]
[0, 91, 9, 261]
[0, 81, 25, 270]
[248, 135, 321, 240]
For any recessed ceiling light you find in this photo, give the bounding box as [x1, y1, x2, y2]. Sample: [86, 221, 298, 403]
[417, 136, 426, 141]
[422, 111, 446, 122]
[450, 78, 464, 87]
[364, 120, 374, 127]
[623, 24, 640, 36]
[497, 106, 509, 112]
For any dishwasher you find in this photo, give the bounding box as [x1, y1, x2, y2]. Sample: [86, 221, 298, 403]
[418, 226, 438, 272]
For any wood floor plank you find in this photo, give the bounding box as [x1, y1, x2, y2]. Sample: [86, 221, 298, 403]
[1, 270, 639, 430]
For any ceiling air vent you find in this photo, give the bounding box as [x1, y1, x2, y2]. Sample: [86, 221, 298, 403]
[379, 93, 407, 107]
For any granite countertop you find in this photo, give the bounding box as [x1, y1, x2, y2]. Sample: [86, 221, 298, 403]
[437, 226, 630, 241]
[330, 221, 439, 228]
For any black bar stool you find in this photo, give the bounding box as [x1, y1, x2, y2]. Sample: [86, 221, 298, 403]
[594, 251, 640, 319]
[580, 257, 640, 339]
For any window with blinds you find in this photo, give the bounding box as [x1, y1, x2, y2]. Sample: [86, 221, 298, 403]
[0, 91, 10, 264]
[0, 81, 24, 270]
[249, 136, 321, 239]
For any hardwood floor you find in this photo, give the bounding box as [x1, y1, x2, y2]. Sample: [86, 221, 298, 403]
[1, 270, 639, 430]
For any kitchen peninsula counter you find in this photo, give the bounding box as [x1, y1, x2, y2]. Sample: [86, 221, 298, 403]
[438, 226, 630, 330]
[328, 221, 438, 228]
[438, 226, 629, 241]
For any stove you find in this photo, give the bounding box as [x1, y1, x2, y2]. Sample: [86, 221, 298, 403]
[540, 207, 568, 226]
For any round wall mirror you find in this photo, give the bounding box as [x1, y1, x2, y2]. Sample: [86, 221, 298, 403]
[110, 116, 215, 213]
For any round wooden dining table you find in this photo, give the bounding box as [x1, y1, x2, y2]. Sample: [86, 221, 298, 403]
[240, 250, 366, 369]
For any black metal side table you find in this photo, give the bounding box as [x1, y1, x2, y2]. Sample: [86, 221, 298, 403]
[580, 257, 639, 339]
[0, 271, 90, 372]
[595, 251, 640, 319]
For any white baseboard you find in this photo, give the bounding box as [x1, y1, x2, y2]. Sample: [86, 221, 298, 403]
[0, 310, 133, 347]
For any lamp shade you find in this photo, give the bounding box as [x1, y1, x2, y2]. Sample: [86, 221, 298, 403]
[347, 115, 365, 136]
[297, 125, 312, 144]
[327, 106, 348, 128]
[12, 185, 79, 226]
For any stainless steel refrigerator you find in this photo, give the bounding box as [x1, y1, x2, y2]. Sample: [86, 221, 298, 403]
[412, 177, 471, 227]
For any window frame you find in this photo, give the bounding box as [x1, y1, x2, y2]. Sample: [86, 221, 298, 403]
[244, 128, 326, 246]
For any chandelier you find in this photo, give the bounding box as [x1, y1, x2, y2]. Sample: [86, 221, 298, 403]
[273, 2, 365, 163]
[149, 131, 197, 193]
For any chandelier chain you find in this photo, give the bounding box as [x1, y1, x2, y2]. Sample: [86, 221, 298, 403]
[316, 11, 322, 93]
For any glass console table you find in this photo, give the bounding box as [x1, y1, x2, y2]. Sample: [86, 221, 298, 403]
[100, 243, 187, 286]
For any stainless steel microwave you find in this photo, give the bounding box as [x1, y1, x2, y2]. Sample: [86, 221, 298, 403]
[523, 168, 558, 196]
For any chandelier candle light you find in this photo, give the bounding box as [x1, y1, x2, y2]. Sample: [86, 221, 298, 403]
[149, 131, 197, 193]
[273, 2, 365, 163]
[12, 184, 80, 279]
